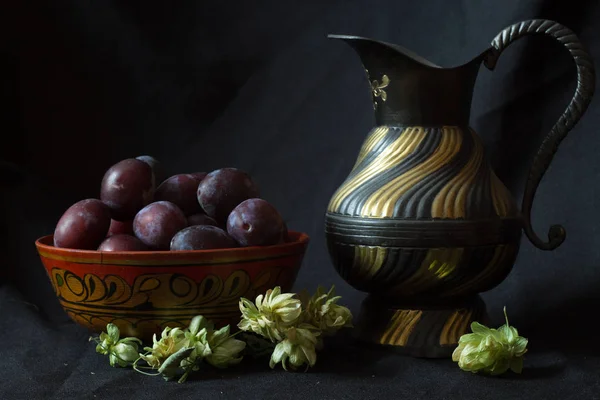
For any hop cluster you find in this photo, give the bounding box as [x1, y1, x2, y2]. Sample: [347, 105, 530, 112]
[138, 315, 246, 382]
[238, 285, 353, 371]
[91, 316, 246, 383]
[90, 285, 353, 379]
[452, 307, 528, 376]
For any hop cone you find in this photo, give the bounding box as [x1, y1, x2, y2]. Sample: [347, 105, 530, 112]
[452, 307, 528, 375]
[238, 286, 302, 342]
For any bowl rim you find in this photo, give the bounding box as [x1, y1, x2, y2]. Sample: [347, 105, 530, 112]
[35, 231, 310, 266]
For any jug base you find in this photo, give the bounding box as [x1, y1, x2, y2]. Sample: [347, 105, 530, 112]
[353, 294, 488, 358]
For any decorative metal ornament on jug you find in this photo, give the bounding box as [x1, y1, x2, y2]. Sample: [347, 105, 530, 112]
[324, 20, 595, 357]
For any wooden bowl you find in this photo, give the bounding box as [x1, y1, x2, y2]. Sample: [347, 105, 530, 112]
[35, 231, 309, 341]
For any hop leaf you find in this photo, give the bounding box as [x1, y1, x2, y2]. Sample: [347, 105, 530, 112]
[238, 286, 302, 342]
[452, 307, 528, 375]
[106, 323, 120, 343]
[188, 315, 214, 337]
[158, 346, 196, 382]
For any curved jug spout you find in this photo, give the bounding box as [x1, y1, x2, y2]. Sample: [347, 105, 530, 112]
[328, 34, 490, 127]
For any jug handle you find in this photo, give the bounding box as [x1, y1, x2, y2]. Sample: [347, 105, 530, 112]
[484, 19, 596, 251]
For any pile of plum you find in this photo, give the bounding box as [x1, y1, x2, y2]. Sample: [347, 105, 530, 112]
[53, 156, 288, 251]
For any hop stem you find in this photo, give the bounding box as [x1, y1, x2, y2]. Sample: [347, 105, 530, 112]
[132, 356, 162, 376]
[178, 364, 196, 384]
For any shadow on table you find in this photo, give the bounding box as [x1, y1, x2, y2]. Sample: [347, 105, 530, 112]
[474, 352, 568, 381]
[179, 333, 393, 382]
[518, 270, 600, 358]
[318, 335, 568, 381]
[182, 358, 273, 383]
[526, 302, 600, 355]
[316, 350, 393, 376]
[484, 267, 600, 381]
[308, 330, 399, 378]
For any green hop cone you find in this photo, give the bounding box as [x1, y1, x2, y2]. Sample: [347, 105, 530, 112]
[90, 323, 142, 368]
[140, 327, 188, 369]
[94, 323, 120, 355]
[183, 315, 214, 367]
[109, 340, 141, 367]
[302, 285, 353, 336]
[269, 323, 321, 372]
[238, 286, 302, 342]
[204, 325, 246, 369]
[452, 307, 528, 375]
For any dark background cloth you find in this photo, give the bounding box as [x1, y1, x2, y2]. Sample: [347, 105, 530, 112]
[2, 0, 600, 398]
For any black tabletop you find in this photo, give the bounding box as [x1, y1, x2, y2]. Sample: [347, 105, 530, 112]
[2, 284, 597, 400]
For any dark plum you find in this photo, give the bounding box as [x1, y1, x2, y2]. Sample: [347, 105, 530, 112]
[197, 168, 260, 224]
[170, 225, 237, 251]
[136, 155, 164, 186]
[154, 174, 202, 215]
[226, 198, 285, 247]
[187, 213, 219, 227]
[100, 158, 155, 221]
[133, 201, 187, 249]
[98, 234, 148, 251]
[54, 199, 111, 249]
[107, 219, 134, 237]
[190, 172, 207, 182]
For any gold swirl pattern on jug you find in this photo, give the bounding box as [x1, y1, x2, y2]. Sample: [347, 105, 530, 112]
[431, 128, 483, 218]
[352, 126, 389, 170]
[327, 125, 518, 219]
[490, 170, 517, 217]
[442, 244, 518, 296]
[388, 248, 464, 296]
[357, 296, 487, 356]
[361, 127, 463, 217]
[351, 246, 388, 280]
[329, 241, 519, 298]
[439, 309, 474, 346]
[328, 127, 427, 213]
[378, 310, 422, 346]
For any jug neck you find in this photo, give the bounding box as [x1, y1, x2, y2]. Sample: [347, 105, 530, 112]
[330, 35, 489, 127]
